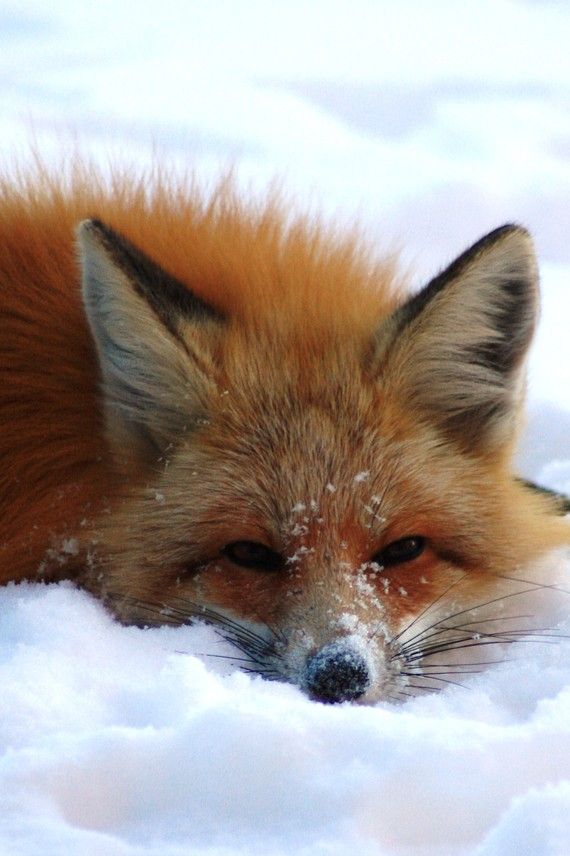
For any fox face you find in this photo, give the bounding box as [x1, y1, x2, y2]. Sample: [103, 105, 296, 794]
[74, 216, 570, 704]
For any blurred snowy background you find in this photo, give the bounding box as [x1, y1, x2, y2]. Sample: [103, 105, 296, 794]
[1, 1, 570, 854]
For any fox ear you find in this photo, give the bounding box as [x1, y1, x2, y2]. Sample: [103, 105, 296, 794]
[78, 219, 223, 465]
[373, 225, 539, 453]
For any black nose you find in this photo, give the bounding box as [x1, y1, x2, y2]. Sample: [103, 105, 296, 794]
[305, 641, 371, 703]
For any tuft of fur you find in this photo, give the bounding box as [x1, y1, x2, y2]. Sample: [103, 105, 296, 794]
[0, 161, 568, 703]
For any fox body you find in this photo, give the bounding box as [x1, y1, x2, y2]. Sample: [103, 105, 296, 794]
[0, 165, 568, 703]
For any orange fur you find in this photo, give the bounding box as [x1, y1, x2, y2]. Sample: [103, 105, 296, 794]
[0, 161, 568, 703]
[0, 163, 397, 582]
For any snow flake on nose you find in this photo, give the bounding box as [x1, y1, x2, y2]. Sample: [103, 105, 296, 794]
[286, 545, 315, 564]
[286, 492, 329, 540]
[291, 502, 307, 514]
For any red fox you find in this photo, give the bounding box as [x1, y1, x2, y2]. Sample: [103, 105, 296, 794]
[0, 163, 568, 703]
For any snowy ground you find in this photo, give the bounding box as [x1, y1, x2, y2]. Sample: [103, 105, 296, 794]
[1, 1, 570, 854]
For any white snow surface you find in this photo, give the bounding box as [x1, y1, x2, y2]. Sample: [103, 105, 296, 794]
[2, 2, 570, 854]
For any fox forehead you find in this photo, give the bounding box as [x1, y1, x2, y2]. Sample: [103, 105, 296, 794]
[161, 391, 462, 546]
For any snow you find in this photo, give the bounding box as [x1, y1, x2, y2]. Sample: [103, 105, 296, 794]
[2, 1, 570, 854]
[3, 582, 570, 855]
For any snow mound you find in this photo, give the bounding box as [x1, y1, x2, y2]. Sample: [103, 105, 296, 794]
[2, 572, 570, 856]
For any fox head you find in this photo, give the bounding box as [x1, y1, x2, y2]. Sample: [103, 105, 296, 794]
[78, 218, 570, 704]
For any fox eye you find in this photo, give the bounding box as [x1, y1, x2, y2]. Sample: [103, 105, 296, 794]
[373, 536, 426, 568]
[223, 541, 283, 571]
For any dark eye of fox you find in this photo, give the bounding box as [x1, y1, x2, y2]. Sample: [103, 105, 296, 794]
[373, 536, 426, 568]
[223, 541, 283, 571]
[223, 536, 425, 573]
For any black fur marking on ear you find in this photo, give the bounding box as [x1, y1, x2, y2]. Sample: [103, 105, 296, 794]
[519, 479, 570, 515]
[87, 219, 224, 335]
[470, 275, 534, 375]
[407, 224, 524, 313]
[391, 223, 534, 374]
[395, 224, 525, 328]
